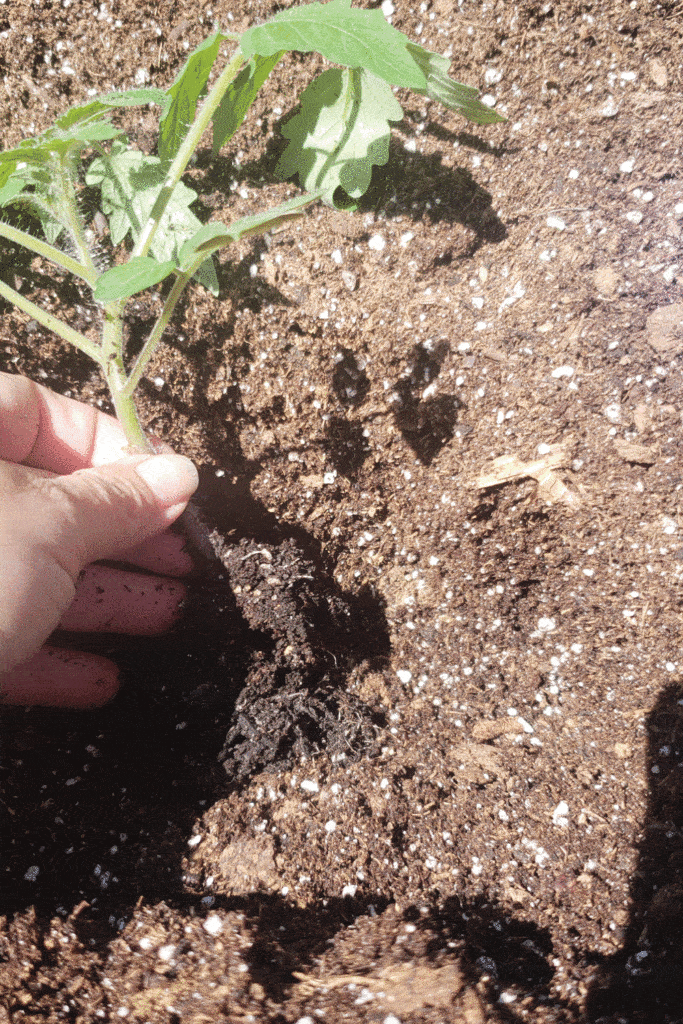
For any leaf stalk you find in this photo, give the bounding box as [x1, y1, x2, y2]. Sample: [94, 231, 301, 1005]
[0, 276, 101, 362]
[132, 47, 246, 262]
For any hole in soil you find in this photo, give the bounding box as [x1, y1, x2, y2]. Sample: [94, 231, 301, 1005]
[1, 472, 390, 921]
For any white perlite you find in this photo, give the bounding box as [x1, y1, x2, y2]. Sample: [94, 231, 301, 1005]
[552, 801, 570, 827]
[203, 914, 223, 935]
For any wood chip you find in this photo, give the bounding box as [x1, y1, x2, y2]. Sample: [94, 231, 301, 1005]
[472, 718, 525, 741]
[474, 443, 581, 509]
[648, 59, 668, 88]
[613, 439, 656, 464]
[645, 303, 683, 355]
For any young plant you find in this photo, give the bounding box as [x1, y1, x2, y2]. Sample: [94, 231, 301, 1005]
[0, 0, 503, 452]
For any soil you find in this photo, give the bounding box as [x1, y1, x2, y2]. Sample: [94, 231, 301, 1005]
[2, 0, 683, 1021]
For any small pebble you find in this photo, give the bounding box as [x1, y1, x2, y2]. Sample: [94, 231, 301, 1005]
[368, 233, 386, 251]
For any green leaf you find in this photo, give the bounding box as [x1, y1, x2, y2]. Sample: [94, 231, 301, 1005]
[159, 30, 227, 163]
[0, 119, 124, 180]
[241, 0, 426, 90]
[276, 67, 402, 205]
[406, 43, 506, 125]
[0, 177, 26, 207]
[212, 52, 283, 155]
[99, 87, 170, 110]
[55, 100, 114, 131]
[225, 190, 323, 239]
[54, 90, 167, 132]
[70, 122, 124, 143]
[178, 222, 230, 269]
[192, 258, 219, 296]
[13, 193, 63, 245]
[179, 191, 321, 265]
[94, 257, 176, 303]
[86, 143, 219, 291]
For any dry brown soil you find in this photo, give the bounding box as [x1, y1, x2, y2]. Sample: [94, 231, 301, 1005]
[2, 0, 683, 1021]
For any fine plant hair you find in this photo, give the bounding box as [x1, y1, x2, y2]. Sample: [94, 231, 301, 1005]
[0, 0, 504, 451]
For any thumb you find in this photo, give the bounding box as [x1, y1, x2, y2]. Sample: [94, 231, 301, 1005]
[52, 452, 200, 569]
[0, 452, 199, 676]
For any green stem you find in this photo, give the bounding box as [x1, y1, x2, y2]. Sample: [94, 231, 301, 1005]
[100, 303, 151, 451]
[55, 157, 99, 281]
[132, 47, 246, 261]
[0, 277, 101, 362]
[0, 222, 97, 287]
[122, 268, 193, 399]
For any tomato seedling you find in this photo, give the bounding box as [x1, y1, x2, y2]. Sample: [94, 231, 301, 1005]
[0, 0, 503, 451]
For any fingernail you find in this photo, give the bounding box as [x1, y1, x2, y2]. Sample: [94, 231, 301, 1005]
[136, 453, 199, 506]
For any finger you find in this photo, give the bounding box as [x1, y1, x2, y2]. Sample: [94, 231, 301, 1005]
[0, 647, 120, 708]
[59, 565, 186, 634]
[39, 451, 199, 570]
[0, 455, 197, 674]
[0, 371, 130, 472]
[119, 530, 194, 576]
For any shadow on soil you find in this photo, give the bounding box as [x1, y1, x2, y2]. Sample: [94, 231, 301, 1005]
[0, 466, 390, 923]
[199, 117, 507, 252]
[585, 682, 683, 1023]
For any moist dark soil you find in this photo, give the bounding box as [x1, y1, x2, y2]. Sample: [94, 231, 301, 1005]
[2, 0, 683, 1021]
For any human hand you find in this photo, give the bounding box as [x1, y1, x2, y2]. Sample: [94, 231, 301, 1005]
[0, 372, 199, 708]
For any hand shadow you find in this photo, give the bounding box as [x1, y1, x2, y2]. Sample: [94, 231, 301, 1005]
[586, 683, 683, 1022]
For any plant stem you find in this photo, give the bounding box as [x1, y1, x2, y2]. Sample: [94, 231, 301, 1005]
[0, 277, 102, 362]
[132, 47, 246, 262]
[55, 156, 99, 281]
[122, 268, 193, 400]
[0, 222, 97, 287]
[100, 302, 151, 451]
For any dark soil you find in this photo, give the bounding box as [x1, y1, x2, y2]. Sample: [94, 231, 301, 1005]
[2, 0, 683, 1021]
